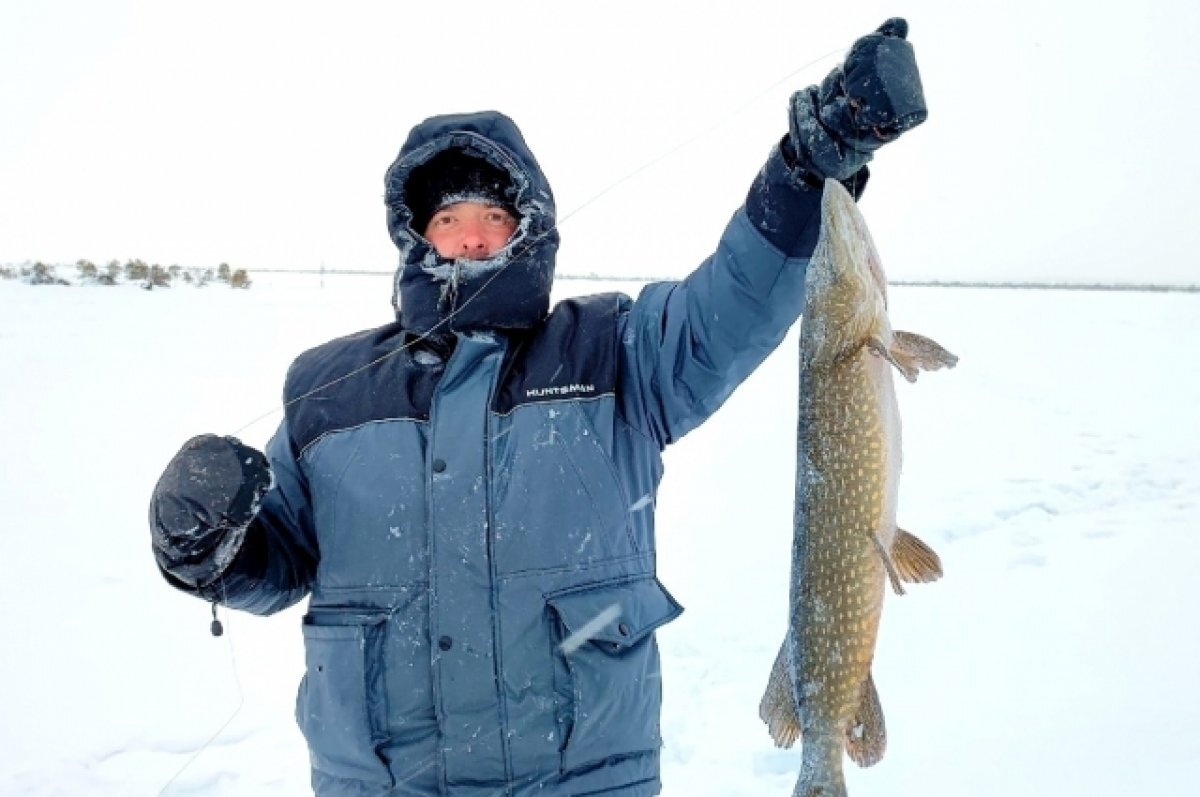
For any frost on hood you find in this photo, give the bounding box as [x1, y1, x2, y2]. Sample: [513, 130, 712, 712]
[383, 114, 561, 334]
[421, 253, 512, 315]
[416, 203, 548, 319]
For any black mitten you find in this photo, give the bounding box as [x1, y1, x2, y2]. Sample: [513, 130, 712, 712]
[149, 434, 271, 586]
[787, 18, 928, 181]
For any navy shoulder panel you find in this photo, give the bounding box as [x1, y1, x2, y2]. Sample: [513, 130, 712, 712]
[495, 292, 630, 414]
[284, 321, 441, 453]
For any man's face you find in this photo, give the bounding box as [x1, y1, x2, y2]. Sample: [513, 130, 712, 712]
[423, 202, 518, 260]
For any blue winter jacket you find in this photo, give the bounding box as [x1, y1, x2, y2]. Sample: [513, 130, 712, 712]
[157, 111, 836, 796]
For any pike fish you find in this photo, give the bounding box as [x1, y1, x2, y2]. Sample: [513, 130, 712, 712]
[759, 179, 957, 797]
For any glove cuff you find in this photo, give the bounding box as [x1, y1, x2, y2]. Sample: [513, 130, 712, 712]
[745, 138, 868, 258]
[779, 123, 871, 199]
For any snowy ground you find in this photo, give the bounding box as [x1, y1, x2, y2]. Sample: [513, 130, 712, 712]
[1, 273, 1197, 796]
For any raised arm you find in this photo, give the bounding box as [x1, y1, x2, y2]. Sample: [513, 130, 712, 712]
[617, 19, 927, 446]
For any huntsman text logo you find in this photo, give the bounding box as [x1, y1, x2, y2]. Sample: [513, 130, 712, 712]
[525, 383, 596, 399]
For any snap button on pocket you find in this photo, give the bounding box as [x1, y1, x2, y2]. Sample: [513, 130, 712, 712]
[438, 635, 453, 651]
[432, 459, 447, 473]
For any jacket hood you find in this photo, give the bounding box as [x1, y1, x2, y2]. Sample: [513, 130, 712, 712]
[384, 111, 559, 334]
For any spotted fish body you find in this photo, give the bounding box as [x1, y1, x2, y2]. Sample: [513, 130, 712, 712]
[760, 180, 955, 797]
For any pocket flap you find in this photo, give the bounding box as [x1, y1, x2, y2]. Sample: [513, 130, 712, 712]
[547, 577, 683, 651]
[303, 609, 391, 627]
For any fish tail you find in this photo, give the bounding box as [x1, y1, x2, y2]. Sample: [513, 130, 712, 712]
[792, 769, 848, 797]
[792, 739, 847, 797]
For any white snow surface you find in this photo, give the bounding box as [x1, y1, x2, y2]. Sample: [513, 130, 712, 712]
[1, 274, 1197, 796]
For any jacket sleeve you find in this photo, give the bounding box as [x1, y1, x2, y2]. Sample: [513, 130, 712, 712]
[616, 141, 833, 447]
[156, 420, 319, 616]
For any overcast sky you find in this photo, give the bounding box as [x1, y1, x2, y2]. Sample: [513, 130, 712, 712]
[2, 0, 1197, 285]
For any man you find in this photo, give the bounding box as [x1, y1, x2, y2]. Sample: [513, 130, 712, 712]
[149, 19, 927, 797]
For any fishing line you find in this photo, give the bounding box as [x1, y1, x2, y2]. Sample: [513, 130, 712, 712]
[157, 582, 245, 796]
[229, 47, 845, 439]
[164, 48, 844, 791]
[551, 47, 845, 232]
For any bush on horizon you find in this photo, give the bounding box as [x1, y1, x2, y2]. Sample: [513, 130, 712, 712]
[0, 259, 252, 290]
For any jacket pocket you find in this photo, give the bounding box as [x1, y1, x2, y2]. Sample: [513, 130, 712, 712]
[546, 577, 683, 773]
[296, 610, 394, 786]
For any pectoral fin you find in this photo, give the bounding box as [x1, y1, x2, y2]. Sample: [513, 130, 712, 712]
[891, 330, 959, 379]
[846, 671, 887, 767]
[759, 638, 802, 749]
[893, 528, 944, 583]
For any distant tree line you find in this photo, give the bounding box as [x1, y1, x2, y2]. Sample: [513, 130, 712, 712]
[0, 259, 252, 289]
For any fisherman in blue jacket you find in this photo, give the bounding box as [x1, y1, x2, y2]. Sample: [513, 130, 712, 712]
[149, 20, 927, 797]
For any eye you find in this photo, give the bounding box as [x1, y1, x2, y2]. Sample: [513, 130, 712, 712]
[484, 208, 515, 225]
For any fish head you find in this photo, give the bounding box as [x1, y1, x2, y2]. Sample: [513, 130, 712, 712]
[801, 180, 891, 367]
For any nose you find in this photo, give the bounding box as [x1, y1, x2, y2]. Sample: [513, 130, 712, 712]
[459, 220, 489, 259]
